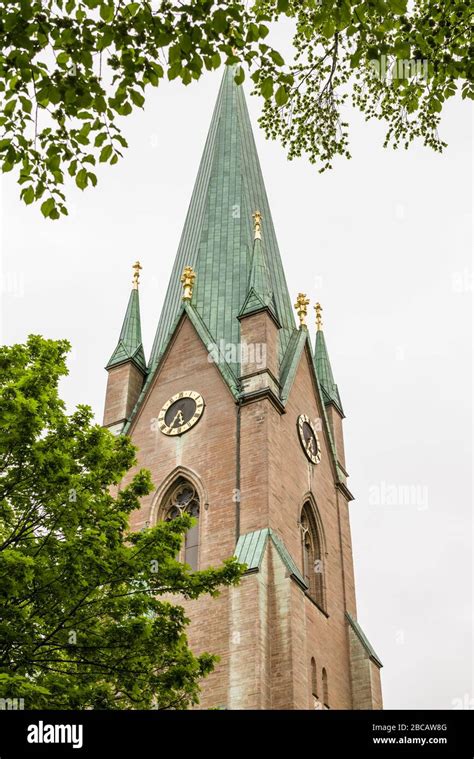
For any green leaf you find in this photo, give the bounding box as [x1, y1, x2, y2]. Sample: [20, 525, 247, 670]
[114, 134, 128, 148]
[126, 2, 139, 14]
[212, 10, 227, 34]
[4, 100, 16, 116]
[389, 0, 407, 13]
[179, 34, 192, 54]
[234, 67, 245, 85]
[130, 90, 145, 108]
[275, 85, 289, 107]
[99, 145, 113, 162]
[100, 3, 114, 22]
[350, 48, 363, 68]
[261, 76, 274, 100]
[23, 187, 35, 205]
[94, 133, 107, 147]
[40, 198, 55, 217]
[247, 23, 260, 42]
[322, 20, 335, 39]
[75, 168, 88, 189]
[394, 41, 411, 59]
[168, 63, 182, 81]
[270, 50, 285, 67]
[97, 28, 114, 50]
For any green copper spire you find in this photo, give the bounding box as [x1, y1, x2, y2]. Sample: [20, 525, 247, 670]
[148, 66, 295, 378]
[314, 303, 343, 413]
[106, 263, 146, 373]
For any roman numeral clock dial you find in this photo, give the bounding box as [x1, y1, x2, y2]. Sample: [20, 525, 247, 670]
[297, 414, 322, 465]
[158, 391, 205, 436]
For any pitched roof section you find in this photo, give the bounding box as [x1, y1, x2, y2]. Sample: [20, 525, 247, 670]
[106, 288, 146, 373]
[235, 528, 307, 589]
[346, 612, 383, 668]
[147, 66, 295, 379]
[315, 329, 344, 414]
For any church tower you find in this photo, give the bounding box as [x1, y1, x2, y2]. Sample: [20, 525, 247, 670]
[103, 68, 383, 710]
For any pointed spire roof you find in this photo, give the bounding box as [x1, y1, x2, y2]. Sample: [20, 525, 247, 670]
[106, 279, 146, 373]
[148, 66, 295, 378]
[315, 326, 343, 414]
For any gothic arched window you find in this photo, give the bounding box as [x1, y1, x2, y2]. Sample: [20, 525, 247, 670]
[164, 480, 200, 570]
[322, 667, 329, 708]
[301, 502, 325, 609]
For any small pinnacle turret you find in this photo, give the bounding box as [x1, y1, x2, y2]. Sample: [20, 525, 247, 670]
[314, 304, 343, 413]
[239, 212, 278, 320]
[106, 262, 146, 373]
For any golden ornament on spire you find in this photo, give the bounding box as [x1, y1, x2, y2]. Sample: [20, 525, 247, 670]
[132, 260, 142, 290]
[294, 293, 310, 327]
[315, 302, 323, 331]
[252, 210, 262, 240]
[180, 265, 196, 301]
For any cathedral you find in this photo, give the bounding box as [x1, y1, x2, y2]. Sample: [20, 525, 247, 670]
[102, 67, 383, 710]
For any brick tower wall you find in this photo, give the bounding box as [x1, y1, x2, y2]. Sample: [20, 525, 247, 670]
[106, 314, 381, 709]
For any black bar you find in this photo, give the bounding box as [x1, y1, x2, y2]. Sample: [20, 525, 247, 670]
[0, 709, 472, 757]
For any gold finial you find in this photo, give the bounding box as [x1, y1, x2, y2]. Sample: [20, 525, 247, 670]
[294, 293, 310, 328]
[180, 265, 196, 301]
[315, 302, 323, 331]
[132, 260, 142, 289]
[252, 210, 262, 240]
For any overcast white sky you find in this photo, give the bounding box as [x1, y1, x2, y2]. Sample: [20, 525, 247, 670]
[1, 30, 472, 710]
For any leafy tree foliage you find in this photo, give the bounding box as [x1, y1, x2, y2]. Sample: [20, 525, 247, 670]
[0, 336, 244, 709]
[0, 0, 471, 217]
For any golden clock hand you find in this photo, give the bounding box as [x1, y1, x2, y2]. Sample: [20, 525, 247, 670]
[170, 410, 185, 428]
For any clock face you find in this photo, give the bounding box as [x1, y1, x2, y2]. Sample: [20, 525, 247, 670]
[158, 391, 205, 436]
[297, 414, 321, 465]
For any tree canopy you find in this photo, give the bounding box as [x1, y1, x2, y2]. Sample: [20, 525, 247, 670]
[0, 335, 244, 709]
[0, 0, 471, 218]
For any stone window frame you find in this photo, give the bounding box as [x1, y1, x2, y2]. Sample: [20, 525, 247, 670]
[299, 496, 327, 612]
[163, 479, 200, 570]
[152, 467, 207, 572]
